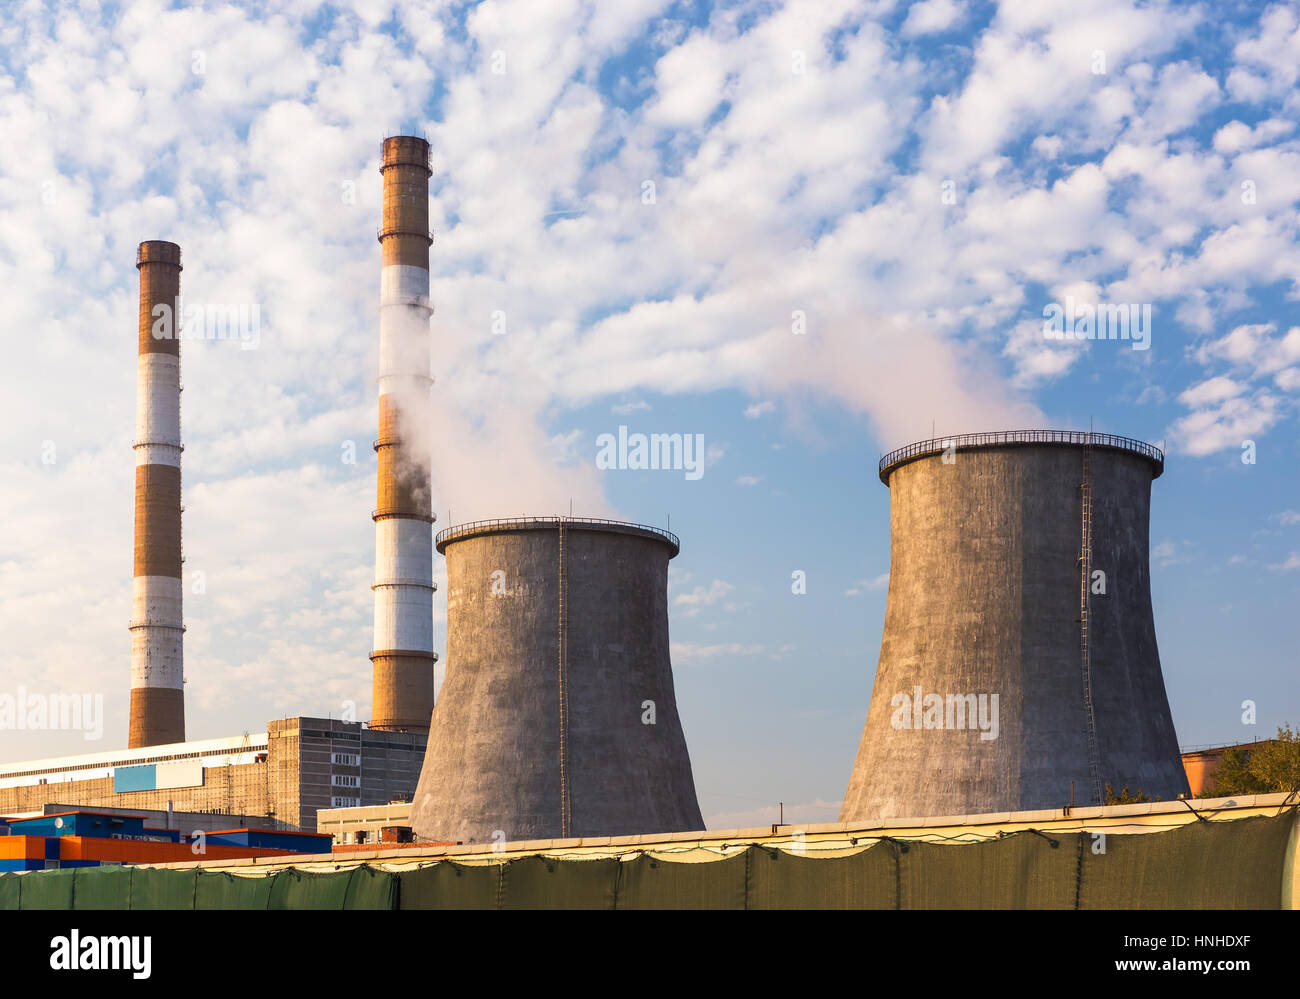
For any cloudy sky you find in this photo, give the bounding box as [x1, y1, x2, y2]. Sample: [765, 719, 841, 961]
[1, 0, 1298, 827]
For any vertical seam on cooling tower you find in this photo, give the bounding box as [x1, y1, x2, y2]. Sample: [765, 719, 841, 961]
[1079, 438, 1103, 805]
[557, 520, 572, 838]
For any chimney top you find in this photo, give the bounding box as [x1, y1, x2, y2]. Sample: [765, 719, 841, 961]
[381, 135, 432, 176]
[136, 241, 182, 270]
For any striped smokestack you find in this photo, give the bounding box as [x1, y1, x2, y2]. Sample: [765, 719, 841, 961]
[371, 135, 436, 732]
[129, 240, 186, 748]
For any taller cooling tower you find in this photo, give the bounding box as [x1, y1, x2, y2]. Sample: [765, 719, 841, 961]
[371, 135, 437, 733]
[841, 431, 1189, 821]
[129, 240, 186, 748]
[410, 518, 705, 845]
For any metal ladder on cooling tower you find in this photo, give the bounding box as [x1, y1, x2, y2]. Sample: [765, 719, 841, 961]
[1078, 439, 1103, 805]
[557, 519, 572, 837]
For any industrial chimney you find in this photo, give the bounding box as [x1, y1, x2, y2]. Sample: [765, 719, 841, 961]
[129, 240, 186, 748]
[370, 135, 437, 733]
[841, 431, 1189, 821]
[409, 518, 705, 844]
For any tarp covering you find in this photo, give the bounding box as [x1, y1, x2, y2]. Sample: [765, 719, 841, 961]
[400, 860, 502, 910]
[0, 865, 395, 910]
[500, 856, 621, 910]
[747, 844, 898, 909]
[266, 866, 397, 910]
[901, 833, 1083, 909]
[71, 865, 132, 910]
[1078, 813, 1294, 910]
[128, 868, 200, 910]
[193, 871, 275, 910]
[16, 867, 77, 910]
[0, 874, 22, 910]
[0, 812, 1294, 909]
[615, 852, 748, 910]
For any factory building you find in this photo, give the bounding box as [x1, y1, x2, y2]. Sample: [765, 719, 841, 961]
[842, 431, 1189, 821]
[410, 517, 705, 845]
[0, 718, 425, 832]
[0, 150, 440, 840]
[0, 810, 330, 871]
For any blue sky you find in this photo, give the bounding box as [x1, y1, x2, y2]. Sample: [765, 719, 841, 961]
[0, 0, 1298, 827]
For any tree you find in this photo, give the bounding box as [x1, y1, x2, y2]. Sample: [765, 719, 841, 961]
[1104, 784, 1150, 805]
[1203, 724, 1300, 797]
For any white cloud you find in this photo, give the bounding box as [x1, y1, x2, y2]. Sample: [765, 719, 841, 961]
[674, 579, 735, 616]
[744, 400, 775, 419]
[1168, 391, 1281, 457]
[670, 641, 764, 665]
[1178, 376, 1244, 408]
[1227, 4, 1300, 103]
[1152, 540, 1194, 568]
[844, 573, 889, 596]
[901, 0, 966, 38]
[611, 400, 651, 414]
[1212, 118, 1295, 154]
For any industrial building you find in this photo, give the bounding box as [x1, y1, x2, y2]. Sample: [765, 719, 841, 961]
[0, 718, 425, 832]
[316, 800, 413, 845]
[0, 809, 330, 871]
[1181, 738, 1279, 796]
[410, 517, 705, 845]
[0, 143, 444, 839]
[842, 431, 1189, 821]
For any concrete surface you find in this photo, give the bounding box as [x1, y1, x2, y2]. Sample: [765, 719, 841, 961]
[842, 438, 1189, 821]
[410, 519, 704, 844]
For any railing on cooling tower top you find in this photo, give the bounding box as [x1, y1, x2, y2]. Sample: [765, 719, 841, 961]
[878, 430, 1165, 483]
[435, 516, 680, 555]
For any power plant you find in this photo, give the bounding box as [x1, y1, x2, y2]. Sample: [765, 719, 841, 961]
[409, 517, 705, 844]
[841, 431, 1190, 821]
[129, 240, 186, 748]
[3, 140, 1209, 882]
[370, 135, 437, 734]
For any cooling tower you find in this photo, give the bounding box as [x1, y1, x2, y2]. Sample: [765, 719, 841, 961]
[841, 431, 1189, 821]
[410, 518, 705, 845]
[371, 135, 437, 733]
[129, 240, 186, 748]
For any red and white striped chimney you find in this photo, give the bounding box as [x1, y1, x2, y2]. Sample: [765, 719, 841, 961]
[129, 240, 186, 747]
[370, 136, 436, 732]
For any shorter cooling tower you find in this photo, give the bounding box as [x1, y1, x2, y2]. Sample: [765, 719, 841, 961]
[841, 431, 1189, 822]
[410, 517, 704, 845]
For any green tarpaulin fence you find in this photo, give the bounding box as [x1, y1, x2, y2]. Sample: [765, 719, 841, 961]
[0, 811, 1293, 909]
[0, 865, 397, 910]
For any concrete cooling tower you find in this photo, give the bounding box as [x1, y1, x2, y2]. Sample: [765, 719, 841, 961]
[410, 517, 705, 845]
[841, 431, 1189, 822]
